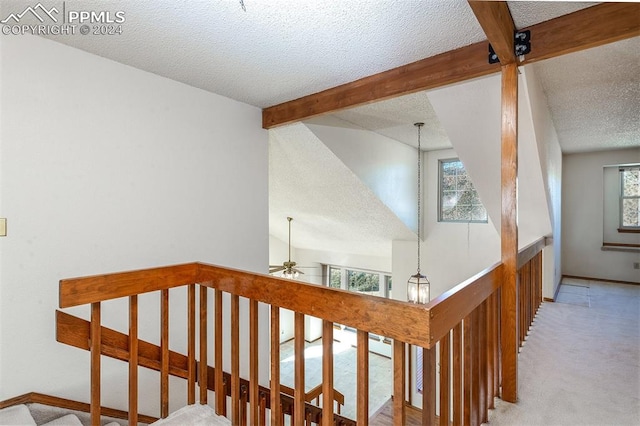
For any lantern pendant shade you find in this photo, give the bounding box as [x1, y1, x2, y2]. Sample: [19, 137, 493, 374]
[407, 273, 430, 304]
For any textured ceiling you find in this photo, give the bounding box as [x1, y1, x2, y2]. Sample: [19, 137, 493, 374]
[4, 0, 638, 257]
[532, 37, 640, 153]
[269, 123, 415, 257]
[2, 0, 490, 108]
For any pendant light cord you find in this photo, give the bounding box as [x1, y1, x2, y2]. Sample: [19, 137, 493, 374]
[415, 122, 424, 274]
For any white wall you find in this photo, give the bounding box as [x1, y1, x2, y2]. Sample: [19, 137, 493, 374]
[306, 120, 418, 233]
[562, 148, 640, 283]
[522, 65, 563, 298]
[0, 35, 269, 413]
[392, 149, 501, 304]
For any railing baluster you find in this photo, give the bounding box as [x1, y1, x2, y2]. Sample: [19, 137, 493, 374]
[161, 289, 169, 418]
[487, 293, 495, 409]
[439, 332, 450, 426]
[231, 294, 240, 424]
[215, 289, 224, 412]
[270, 306, 281, 425]
[199, 286, 208, 404]
[423, 345, 436, 425]
[90, 302, 101, 426]
[259, 392, 267, 426]
[356, 330, 369, 426]
[188, 284, 196, 404]
[250, 299, 259, 425]
[294, 312, 305, 425]
[453, 322, 462, 426]
[472, 309, 480, 426]
[392, 340, 405, 425]
[463, 314, 472, 426]
[322, 320, 335, 426]
[240, 384, 248, 426]
[479, 301, 488, 424]
[129, 295, 139, 425]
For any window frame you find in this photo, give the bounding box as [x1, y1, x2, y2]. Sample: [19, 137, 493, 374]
[618, 165, 640, 232]
[438, 158, 488, 223]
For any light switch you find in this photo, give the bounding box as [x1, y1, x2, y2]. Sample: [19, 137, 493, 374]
[0, 218, 6, 236]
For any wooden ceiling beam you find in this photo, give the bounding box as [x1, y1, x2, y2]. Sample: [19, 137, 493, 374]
[262, 2, 640, 129]
[520, 2, 640, 65]
[468, 1, 515, 65]
[262, 41, 499, 129]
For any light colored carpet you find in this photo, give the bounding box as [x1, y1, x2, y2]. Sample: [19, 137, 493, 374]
[487, 279, 640, 426]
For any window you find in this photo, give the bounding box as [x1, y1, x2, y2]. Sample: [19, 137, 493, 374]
[620, 166, 640, 230]
[439, 158, 487, 222]
[329, 266, 342, 289]
[324, 265, 391, 298]
[347, 270, 379, 296]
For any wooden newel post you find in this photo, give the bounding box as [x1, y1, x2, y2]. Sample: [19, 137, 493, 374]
[500, 62, 519, 403]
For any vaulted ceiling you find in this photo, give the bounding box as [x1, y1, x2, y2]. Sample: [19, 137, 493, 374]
[7, 0, 637, 258]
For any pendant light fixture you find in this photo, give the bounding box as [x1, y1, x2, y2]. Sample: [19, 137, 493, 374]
[407, 122, 430, 304]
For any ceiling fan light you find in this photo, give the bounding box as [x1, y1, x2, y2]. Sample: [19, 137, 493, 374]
[282, 269, 299, 279]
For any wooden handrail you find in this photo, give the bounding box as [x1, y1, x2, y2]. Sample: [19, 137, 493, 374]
[59, 263, 197, 307]
[61, 262, 433, 347]
[517, 237, 547, 270]
[425, 263, 503, 345]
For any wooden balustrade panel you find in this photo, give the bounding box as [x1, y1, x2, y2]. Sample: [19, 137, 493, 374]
[161, 289, 169, 418]
[187, 285, 196, 405]
[129, 295, 138, 425]
[270, 307, 281, 425]
[90, 302, 101, 426]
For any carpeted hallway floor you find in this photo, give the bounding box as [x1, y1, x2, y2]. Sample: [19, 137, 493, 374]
[486, 278, 640, 426]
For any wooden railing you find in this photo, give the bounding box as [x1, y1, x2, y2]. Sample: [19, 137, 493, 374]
[57, 237, 545, 425]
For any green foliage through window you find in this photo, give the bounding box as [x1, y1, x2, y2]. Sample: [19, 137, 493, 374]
[347, 270, 379, 295]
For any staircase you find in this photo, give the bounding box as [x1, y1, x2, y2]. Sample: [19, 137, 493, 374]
[0, 402, 123, 426]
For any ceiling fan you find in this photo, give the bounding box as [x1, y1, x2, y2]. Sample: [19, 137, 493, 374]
[269, 217, 304, 278]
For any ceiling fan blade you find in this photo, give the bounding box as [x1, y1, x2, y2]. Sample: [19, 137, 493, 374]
[269, 265, 285, 273]
[293, 268, 305, 275]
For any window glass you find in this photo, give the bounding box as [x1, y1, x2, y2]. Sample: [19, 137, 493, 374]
[439, 159, 488, 222]
[329, 267, 342, 289]
[621, 167, 640, 228]
[347, 270, 380, 296]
